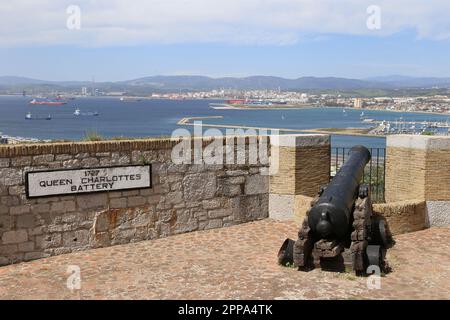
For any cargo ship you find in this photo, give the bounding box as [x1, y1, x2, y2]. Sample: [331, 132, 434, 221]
[29, 98, 67, 106]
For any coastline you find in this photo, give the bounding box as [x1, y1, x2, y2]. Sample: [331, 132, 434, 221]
[3, 93, 450, 117]
[177, 116, 384, 138]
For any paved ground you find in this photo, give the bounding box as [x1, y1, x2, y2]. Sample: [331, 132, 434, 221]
[0, 219, 449, 300]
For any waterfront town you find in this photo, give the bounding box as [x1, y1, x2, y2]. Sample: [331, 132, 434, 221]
[2, 87, 450, 145]
[181, 89, 450, 114]
[16, 86, 450, 113]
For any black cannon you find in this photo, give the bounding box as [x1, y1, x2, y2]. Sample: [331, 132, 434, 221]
[278, 145, 394, 275]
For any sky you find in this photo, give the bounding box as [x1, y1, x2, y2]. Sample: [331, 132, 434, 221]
[1, 0, 450, 81]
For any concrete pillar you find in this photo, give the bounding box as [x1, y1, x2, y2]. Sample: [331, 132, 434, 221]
[386, 135, 450, 226]
[269, 134, 330, 221]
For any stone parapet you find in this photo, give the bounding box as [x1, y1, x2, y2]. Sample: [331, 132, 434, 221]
[269, 134, 330, 220]
[269, 134, 330, 196]
[385, 135, 450, 227]
[0, 136, 270, 266]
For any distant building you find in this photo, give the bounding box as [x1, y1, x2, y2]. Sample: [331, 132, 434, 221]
[81, 87, 88, 96]
[354, 98, 363, 109]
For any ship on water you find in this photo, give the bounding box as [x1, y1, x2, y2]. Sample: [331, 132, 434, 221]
[29, 98, 67, 105]
[25, 112, 52, 120]
[74, 108, 99, 116]
[120, 97, 142, 102]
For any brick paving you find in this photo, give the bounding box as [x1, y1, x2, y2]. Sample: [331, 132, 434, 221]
[0, 219, 449, 300]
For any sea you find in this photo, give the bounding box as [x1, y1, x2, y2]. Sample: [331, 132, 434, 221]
[2, 95, 450, 148]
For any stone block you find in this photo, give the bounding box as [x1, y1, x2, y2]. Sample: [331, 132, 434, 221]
[81, 157, 100, 167]
[122, 190, 139, 197]
[10, 205, 31, 215]
[0, 215, 12, 230]
[202, 198, 222, 210]
[166, 191, 183, 205]
[0, 158, 9, 168]
[33, 154, 54, 165]
[1, 196, 20, 206]
[18, 241, 35, 252]
[8, 185, 25, 195]
[16, 214, 36, 228]
[220, 184, 242, 197]
[110, 197, 128, 209]
[36, 233, 62, 249]
[62, 229, 90, 247]
[62, 159, 82, 168]
[128, 196, 147, 207]
[77, 194, 108, 210]
[11, 156, 31, 167]
[226, 170, 248, 177]
[94, 212, 110, 233]
[175, 220, 198, 234]
[28, 226, 45, 236]
[31, 203, 51, 214]
[245, 174, 268, 195]
[0, 168, 22, 186]
[50, 200, 76, 213]
[2, 230, 28, 244]
[183, 173, 216, 201]
[227, 176, 245, 185]
[75, 153, 90, 159]
[208, 208, 229, 219]
[55, 154, 73, 161]
[24, 252, 50, 261]
[0, 204, 8, 214]
[205, 219, 223, 230]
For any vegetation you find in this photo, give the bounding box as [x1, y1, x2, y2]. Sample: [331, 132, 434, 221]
[83, 130, 104, 141]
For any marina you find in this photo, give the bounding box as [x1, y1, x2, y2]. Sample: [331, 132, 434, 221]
[370, 119, 450, 135]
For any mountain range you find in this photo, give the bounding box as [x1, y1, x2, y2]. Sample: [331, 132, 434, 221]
[1, 75, 450, 91]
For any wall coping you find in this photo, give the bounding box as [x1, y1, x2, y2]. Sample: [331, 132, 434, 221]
[0, 135, 270, 158]
[270, 134, 330, 147]
[387, 135, 450, 150]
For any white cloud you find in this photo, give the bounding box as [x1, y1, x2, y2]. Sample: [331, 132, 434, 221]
[1, 0, 450, 47]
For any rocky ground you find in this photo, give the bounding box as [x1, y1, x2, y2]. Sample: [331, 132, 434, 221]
[0, 219, 448, 300]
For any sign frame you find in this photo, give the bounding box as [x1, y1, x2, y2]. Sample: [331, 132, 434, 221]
[25, 164, 152, 199]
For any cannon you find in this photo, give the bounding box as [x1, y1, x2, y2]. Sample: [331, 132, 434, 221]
[278, 145, 394, 275]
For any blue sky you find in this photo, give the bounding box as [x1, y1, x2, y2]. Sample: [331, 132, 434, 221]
[1, 1, 450, 81]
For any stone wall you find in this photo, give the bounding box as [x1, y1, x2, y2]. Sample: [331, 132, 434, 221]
[385, 135, 450, 227]
[0, 137, 270, 266]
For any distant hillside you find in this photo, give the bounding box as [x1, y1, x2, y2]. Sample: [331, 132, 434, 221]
[122, 75, 382, 90]
[1, 75, 450, 92]
[366, 75, 450, 88]
[0, 76, 49, 85]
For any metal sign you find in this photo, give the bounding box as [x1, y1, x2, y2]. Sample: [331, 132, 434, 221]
[25, 165, 151, 198]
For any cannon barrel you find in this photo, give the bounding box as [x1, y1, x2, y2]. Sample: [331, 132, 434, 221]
[308, 145, 371, 240]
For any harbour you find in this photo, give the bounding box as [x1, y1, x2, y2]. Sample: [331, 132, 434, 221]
[2, 95, 450, 148]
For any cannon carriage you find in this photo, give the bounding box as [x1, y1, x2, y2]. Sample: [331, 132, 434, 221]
[278, 145, 394, 275]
